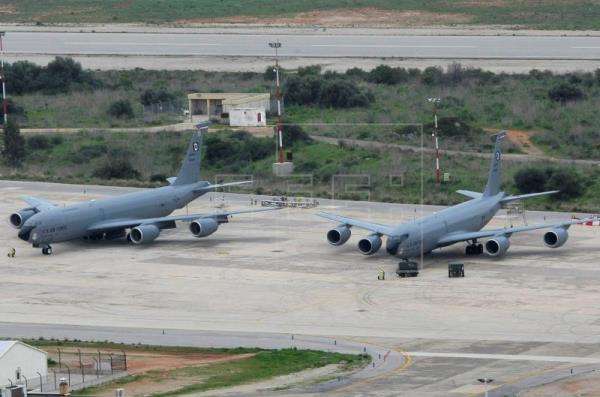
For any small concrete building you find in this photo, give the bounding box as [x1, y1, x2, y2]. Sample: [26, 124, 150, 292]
[0, 341, 47, 388]
[187, 93, 270, 123]
[229, 108, 266, 127]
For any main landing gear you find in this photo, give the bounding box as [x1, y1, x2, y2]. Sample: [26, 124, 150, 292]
[41, 245, 53, 255]
[465, 240, 483, 256]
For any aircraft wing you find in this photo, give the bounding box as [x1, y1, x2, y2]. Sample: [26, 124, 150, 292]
[21, 195, 57, 211]
[317, 212, 396, 236]
[500, 190, 559, 203]
[437, 219, 585, 246]
[86, 207, 279, 232]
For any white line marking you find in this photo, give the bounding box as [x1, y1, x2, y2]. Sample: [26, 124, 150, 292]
[311, 44, 476, 48]
[66, 42, 220, 47]
[407, 351, 600, 364]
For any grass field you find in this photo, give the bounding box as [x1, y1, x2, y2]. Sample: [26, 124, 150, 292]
[11, 65, 600, 161]
[0, 0, 600, 29]
[2, 1, 600, 30]
[21, 338, 368, 396]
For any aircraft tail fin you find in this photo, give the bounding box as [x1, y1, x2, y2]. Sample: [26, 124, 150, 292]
[483, 131, 507, 197]
[173, 122, 209, 186]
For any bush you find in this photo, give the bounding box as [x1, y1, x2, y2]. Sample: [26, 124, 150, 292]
[26, 135, 52, 150]
[514, 166, 586, 199]
[6, 57, 97, 95]
[514, 167, 548, 193]
[368, 65, 408, 85]
[108, 100, 134, 119]
[140, 89, 176, 106]
[282, 124, 312, 147]
[297, 65, 322, 76]
[2, 119, 25, 166]
[548, 83, 584, 104]
[422, 66, 443, 85]
[93, 157, 140, 180]
[546, 168, 585, 199]
[149, 173, 166, 182]
[345, 67, 368, 79]
[284, 75, 373, 108]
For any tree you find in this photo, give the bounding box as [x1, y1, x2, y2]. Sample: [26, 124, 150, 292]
[422, 66, 443, 85]
[546, 168, 585, 199]
[2, 119, 25, 166]
[368, 65, 408, 85]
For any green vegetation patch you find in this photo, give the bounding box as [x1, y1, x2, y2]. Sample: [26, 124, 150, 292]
[4, 1, 600, 30]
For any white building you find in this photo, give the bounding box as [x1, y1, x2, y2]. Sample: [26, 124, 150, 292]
[229, 108, 267, 127]
[0, 341, 47, 388]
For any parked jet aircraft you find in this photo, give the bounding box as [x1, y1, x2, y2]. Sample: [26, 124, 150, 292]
[9, 123, 275, 255]
[318, 132, 583, 265]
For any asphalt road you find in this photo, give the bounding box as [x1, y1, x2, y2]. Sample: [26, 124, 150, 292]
[6, 30, 600, 60]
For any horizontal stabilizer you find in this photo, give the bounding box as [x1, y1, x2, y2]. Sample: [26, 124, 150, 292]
[193, 180, 253, 193]
[166, 177, 177, 185]
[456, 190, 483, 199]
[501, 190, 559, 203]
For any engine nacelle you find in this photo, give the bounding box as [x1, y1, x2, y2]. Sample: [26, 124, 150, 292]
[358, 234, 382, 255]
[9, 209, 36, 229]
[130, 224, 160, 244]
[190, 218, 219, 237]
[543, 228, 569, 248]
[327, 226, 351, 246]
[485, 236, 510, 257]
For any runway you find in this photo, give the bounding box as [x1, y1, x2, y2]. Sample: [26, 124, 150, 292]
[2, 180, 600, 395]
[6, 30, 600, 60]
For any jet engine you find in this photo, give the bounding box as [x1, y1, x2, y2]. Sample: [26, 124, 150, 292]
[130, 224, 160, 244]
[9, 209, 36, 229]
[543, 227, 569, 248]
[485, 236, 510, 257]
[358, 234, 382, 255]
[190, 218, 219, 237]
[326, 226, 351, 246]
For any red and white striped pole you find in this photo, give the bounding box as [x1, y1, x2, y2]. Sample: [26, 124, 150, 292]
[269, 40, 284, 163]
[428, 97, 441, 185]
[0, 32, 7, 125]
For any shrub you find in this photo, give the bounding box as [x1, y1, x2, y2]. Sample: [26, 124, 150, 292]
[368, 65, 408, 85]
[284, 75, 373, 108]
[513, 166, 586, 199]
[2, 119, 25, 166]
[26, 135, 52, 150]
[548, 83, 584, 104]
[93, 157, 140, 180]
[422, 66, 443, 85]
[140, 89, 176, 106]
[514, 167, 548, 193]
[546, 168, 585, 199]
[345, 67, 368, 79]
[297, 65, 322, 76]
[108, 100, 134, 119]
[282, 124, 312, 147]
[150, 173, 166, 182]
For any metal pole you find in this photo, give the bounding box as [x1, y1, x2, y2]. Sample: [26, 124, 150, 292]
[57, 348, 62, 369]
[53, 370, 57, 390]
[78, 349, 85, 383]
[36, 371, 43, 392]
[269, 40, 284, 163]
[64, 364, 70, 386]
[22, 375, 27, 391]
[427, 97, 441, 185]
[0, 32, 7, 125]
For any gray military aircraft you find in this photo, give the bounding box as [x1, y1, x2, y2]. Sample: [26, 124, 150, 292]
[318, 132, 583, 265]
[9, 123, 274, 255]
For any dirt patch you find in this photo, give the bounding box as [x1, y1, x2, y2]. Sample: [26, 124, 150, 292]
[177, 7, 473, 28]
[485, 128, 544, 156]
[0, 5, 16, 14]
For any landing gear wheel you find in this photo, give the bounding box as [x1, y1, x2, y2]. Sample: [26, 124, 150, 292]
[477, 243, 483, 255]
[126, 233, 132, 243]
[42, 246, 53, 255]
[466, 243, 484, 256]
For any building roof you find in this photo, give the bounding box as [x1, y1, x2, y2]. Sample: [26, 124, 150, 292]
[0, 340, 47, 359]
[187, 92, 270, 104]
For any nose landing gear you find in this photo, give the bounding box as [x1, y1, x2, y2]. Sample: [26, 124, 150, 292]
[41, 245, 53, 255]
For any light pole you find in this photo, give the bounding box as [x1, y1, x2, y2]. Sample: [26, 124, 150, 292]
[0, 31, 7, 126]
[478, 377, 494, 397]
[268, 40, 284, 164]
[427, 97, 441, 185]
